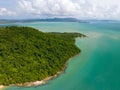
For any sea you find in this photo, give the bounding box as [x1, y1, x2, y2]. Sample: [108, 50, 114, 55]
[1, 21, 120, 90]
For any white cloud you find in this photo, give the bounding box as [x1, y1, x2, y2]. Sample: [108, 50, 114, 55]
[1, 0, 120, 19]
[17, 0, 120, 19]
[0, 8, 16, 16]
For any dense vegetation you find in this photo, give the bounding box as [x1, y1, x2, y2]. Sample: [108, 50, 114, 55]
[0, 26, 85, 85]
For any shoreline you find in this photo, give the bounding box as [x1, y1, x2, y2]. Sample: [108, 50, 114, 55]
[0, 85, 5, 90]
[0, 52, 80, 90]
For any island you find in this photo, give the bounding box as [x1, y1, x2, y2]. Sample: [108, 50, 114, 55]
[0, 26, 86, 89]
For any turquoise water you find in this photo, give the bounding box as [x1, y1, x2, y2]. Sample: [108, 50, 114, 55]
[1, 21, 120, 90]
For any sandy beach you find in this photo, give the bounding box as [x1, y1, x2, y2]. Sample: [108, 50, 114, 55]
[0, 85, 5, 90]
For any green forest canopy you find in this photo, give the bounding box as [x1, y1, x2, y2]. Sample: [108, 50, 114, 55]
[0, 26, 85, 85]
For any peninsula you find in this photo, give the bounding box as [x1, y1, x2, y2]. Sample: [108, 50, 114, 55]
[0, 26, 86, 89]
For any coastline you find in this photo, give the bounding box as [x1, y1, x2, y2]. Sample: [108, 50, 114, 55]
[0, 85, 4, 90]
[0, 52, 80, 90]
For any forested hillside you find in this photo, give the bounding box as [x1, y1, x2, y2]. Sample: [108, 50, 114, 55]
[0, 26, 85, 85]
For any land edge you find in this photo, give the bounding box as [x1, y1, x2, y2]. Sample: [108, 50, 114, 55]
[0, 52, 80, 90]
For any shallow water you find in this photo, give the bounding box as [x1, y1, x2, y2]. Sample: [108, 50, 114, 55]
[1, 21, 120, 90]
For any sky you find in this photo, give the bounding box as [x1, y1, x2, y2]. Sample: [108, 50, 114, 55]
[0, 0, 120, 20]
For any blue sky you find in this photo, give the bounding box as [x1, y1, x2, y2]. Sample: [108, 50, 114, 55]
[0, 0, 120, 20]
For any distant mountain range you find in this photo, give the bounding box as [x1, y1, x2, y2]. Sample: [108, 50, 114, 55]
[0, 18, 78, 23]
[0, 18, 118, 23]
